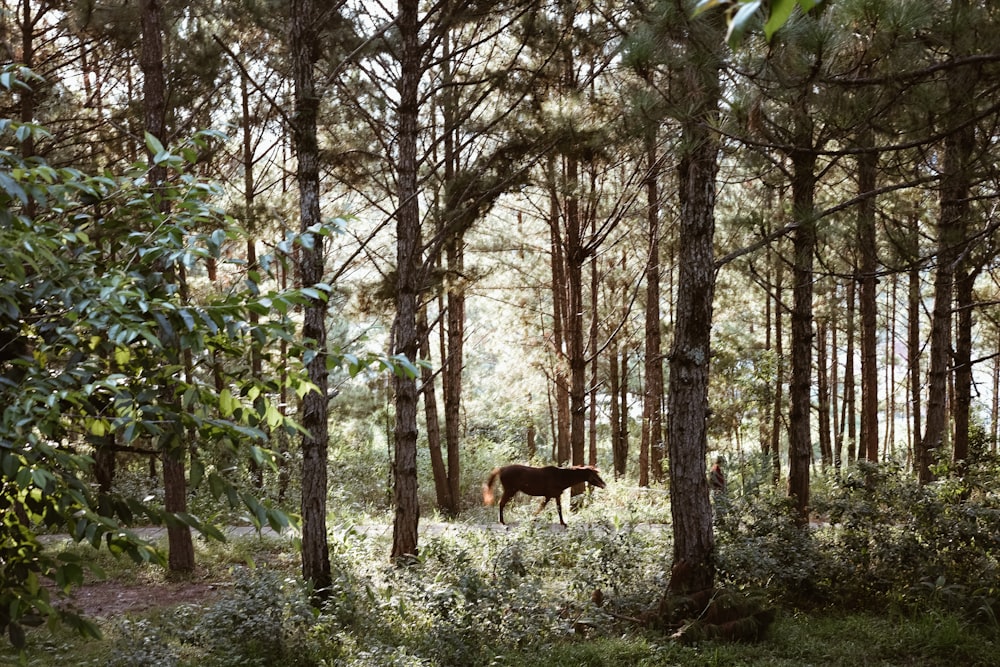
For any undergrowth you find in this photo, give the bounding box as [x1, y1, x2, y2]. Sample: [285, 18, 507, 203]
[8, 457, 1000, 665]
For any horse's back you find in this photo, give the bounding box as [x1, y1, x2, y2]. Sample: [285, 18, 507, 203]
[499, 464, 561, 497]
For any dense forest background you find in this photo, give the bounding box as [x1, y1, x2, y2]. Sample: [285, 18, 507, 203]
[4, 0, 1000, 659]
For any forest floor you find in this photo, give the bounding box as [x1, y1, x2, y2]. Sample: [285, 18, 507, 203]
[50, 521, 529, 618]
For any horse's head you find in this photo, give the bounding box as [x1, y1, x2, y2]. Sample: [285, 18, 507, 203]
[585, 467, 607, 489]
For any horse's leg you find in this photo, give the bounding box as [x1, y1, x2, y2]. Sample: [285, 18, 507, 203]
[555, 494, 566, 526]
[534, 497, 550, 516]
[498, 490, 516, 525]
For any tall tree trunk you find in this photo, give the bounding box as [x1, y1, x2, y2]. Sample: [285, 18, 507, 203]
[620, 348, 630, 475]
[992, 345, 999, 454]
[588, 252, 599, 467]
[391, 0, 422, 560]
[770, 246, 783, 484]
[923, 2, 974, 482]
[566, 156, 587, 494]
[831, 285, 841, 472]
[842, 277, 858, 464]
[242, 72, 264, 490]
[953, 266, 974, 465]
[19, 0, 36, 162]
[291, 0, 332, 591]
[816, 319, 831, 469]
[908, 227, 923, 469]
[643, 129, 665, 484]
[440, 36, 463, 513]
[610, 341, 623, 477]
[665, 11, 721, 596]
[761, 244, 774, 459]
[444, 235, 464, 513]
[788, 144, 817, 527]
[549, 188, 571, 465]
[857, 129, 880, 463]
[141, 0, 193, 573]
[885, 276, 897, 459]
[420, 306, 450, 511]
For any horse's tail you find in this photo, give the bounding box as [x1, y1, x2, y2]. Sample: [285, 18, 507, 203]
[483, 467, 501, 505]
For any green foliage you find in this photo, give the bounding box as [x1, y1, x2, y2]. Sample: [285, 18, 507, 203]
[0, 66, 322, 648]
[717, 456, 1000, 627]
[104, 568, 321, 667]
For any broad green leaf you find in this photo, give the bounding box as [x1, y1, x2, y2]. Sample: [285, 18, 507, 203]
[143, 132, 166, 158]
[219, 387, 235, 417]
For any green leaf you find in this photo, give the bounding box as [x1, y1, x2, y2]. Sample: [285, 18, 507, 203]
[190, 457, 204, 488]
[219, 387, 235, 417]
[144, 132, 166, 159]
[764, 0, 797, 40]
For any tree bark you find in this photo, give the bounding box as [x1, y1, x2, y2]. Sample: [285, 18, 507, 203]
[923, 8, 974, 481]
[666, 11, 721, 596]
[420, 305, 451, 511]
[908, 224, 923, 468]
[857, 129, 880, 463]
[549, 186, 571, 465]
[141, 0, 193, 573]
[643, 129, 665, 483]
[842, 277, 858, 464]
[610, 340, 623, 476]
[444, 234, 464, 513]
[391, 0, 422, 560]
[770, 247, 783, 484]
[816, 319, 831, 469]
[290, 0, 331, 591]
[788, 143, 817, 527]
[565, 156, 588, 494]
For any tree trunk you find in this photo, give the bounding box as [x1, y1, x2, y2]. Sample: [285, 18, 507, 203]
[953, 266, 974, 465]
[610, 340, 623, 477]
[858, 130, 879, 463]
[643, 129, 665, 484]
[141, 0, 193, 573]
[620, 349, 630, 475]
[391, 0, 422, 560]
[770, 247, 783, 484]
[923, 70, 973, 482]
[816, 319, 831, 469]
[549, 188, 571, 465]
[566, 157, 587, 495]
[242, 72, 264, 490]
[908, 236, 922, 468]
[19, 0, 36, 161]
[444, 234, 464, 514]
[665, 11, 721, 596]
[842, 277, 858, 464]
[420, 306, 451, 511]
[440, 38, 463, 513]
[290, 0, 332, 591]
[787, 144, 817, 527]
[162, 447, 194, 572]
[588, 251, 599, 467]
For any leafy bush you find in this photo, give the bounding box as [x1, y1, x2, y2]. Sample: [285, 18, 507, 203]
[106, 568, 322, 667]
[715, 457, 1000, 626]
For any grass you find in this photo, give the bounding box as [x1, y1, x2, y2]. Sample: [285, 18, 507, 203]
[7, 459, 1000, 666]
[5, 517, 999, 667]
